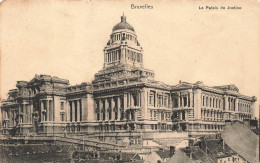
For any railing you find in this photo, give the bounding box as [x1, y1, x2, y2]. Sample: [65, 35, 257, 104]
[7, 135, 127, 151]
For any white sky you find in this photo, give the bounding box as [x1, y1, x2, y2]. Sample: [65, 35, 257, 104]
[0, 0, 259, 116]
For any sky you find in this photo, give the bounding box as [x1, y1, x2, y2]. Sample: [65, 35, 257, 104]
[0, 0, 259, 117]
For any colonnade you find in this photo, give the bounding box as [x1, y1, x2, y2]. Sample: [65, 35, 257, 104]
[202, 95, 222, 109]
[238, 102, 251, 112]
[201, 109, 223, 121]
[149, 91, 170, 108]
[68, 100, 82, 122]
[238, 114, 251, 120]
[95, 91, 142, 121]
[105, 49, 121, 63]
[40, 100, 54, 122]
[175, 92, 193, 108]
[177, 110, 189, 121]
[2, 109, 18, 127]
[150, 110, 171, 121]
[18, 103, 32, 124]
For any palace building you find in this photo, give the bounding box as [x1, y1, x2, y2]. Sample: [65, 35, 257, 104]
[0, 15, 257, 142]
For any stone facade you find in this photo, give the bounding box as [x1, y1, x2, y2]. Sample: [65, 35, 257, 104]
[0, 15, 257, 140]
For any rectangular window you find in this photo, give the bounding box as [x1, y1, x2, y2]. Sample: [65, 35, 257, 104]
[164, 96, 168, 107]
[159, 96, 162, 106]
[61, 114, 65, 121]
[149, 93, 154, 105]
[97, 113, 100, 121]
[61, 102, 64, 110]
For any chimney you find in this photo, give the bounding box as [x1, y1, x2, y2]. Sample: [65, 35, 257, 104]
[222, 139, 225, 150]
[170, 146, 175, 157]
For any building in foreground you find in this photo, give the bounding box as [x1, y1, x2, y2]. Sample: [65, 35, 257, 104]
[0, 15, 257, 143]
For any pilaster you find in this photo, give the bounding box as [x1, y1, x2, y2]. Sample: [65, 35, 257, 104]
[193, 89, 202, 120]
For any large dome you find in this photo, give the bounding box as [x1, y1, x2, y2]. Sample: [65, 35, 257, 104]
[112, 15, 135, 32]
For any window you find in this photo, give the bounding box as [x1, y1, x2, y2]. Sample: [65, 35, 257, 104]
[97, 113, 100, 121]
[158, 96, 163, 106]
[61, 114, 65, 122]
[174, 97, 178, 108]
[164, 96, 168, 107]
[183, 96, 187, 107]
[109, 111, 112, 120]
[61, 102, 64, 110]
[161, 112, 164, 120]
[149, 92, 154, 106]
[115, 112, 118, 120]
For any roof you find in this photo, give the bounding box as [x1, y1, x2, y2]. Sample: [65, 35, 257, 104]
[113, 15, 135, 32]
[203, 139, 236, 162]
[221, 122, 259, 163]
[155, 150, 171, 159]
[166, 149, 194, 163]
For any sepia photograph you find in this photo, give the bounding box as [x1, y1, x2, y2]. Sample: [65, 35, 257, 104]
[0, 0, 259, 162]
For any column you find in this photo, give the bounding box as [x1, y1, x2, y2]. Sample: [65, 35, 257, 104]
[189, 92, 193, 108]
[41, 101, 44, 121]
[138, 92, 141, 107]
[71, 101, 75, 122]
[185, 96, 188, 107]
[67, 102, 70, 122]
[169, 94, 172, 109]
[111, 98, 115, 120]
[179, 111, 182, 120]
[77, 100, 80, 122]
[235, 98, 238, 112]
[46, 100, 49, 121]
[30, 104, 33, 123]
[193, 89, 202, 120]
[134, 110, 137, 121]
[158, 110, 161, 121]
[98, 99, 102, 121]
[185, 110, 188, 121]
[224, 96, 228, 111]
[127, 93, 130, 107]
[117, 96, 121, 120]
[155, 91, 158, 107]
[141, 89, 148, 120]
[105, 98, 109, 120]
[49, 100, 53, 121]
[178, 94, 180, 108]
[23, 103, 27, 123]
[27, 104, 30, 123]
[182, 97, 184, 108]
[124, 93, 127, 111]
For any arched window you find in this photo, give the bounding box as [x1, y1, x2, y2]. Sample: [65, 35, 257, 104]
[206, 97, 208, 107]
[203, 96, 205, 106]
[210, 97, 212, 107]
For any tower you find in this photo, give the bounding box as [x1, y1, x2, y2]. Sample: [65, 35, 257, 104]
[94, 15, 154, 83]
[104, 15, 143, 68]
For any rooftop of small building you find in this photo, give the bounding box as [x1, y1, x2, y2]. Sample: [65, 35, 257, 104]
[166, 149, 194, 163]
[221, 121, 259, 163]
